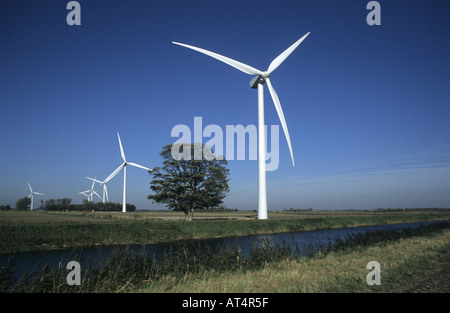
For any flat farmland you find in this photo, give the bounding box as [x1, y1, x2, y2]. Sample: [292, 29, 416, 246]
[2, 209, 449, 224]
[1, 209, 449, 253]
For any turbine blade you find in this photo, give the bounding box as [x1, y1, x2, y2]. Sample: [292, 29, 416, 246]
[127, 162, 151, 171]
[265, 78, 295, 167]
[104, 163, 125, 183]
[266, 32, 310, 75]
[86, 176, 102, 184]
[173, 41, 263, 76]
[34, 192, 44, 195]
[117, 132, 126, 162]
[93, 191, 102, 200]
[28, 182, 33, 192]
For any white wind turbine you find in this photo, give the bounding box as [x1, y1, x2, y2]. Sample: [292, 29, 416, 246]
[86, 177, 109, 203]
[79, 178, 102, 202]
[103, 132, 152, 212]
[173, 32, 310, 219]
[28, 182, 44, 210]
[78, 190, 90, 201]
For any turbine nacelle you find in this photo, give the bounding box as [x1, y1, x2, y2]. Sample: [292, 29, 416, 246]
[250, 75, 266, 89]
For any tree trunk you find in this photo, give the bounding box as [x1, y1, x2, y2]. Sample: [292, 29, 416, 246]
[185, 207, 195, 221]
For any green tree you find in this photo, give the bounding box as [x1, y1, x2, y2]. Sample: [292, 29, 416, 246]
[15, 197, 31, 211]
[0, 205, 11, 211]
[148, 143, 230, 221]
[44, 198, 72, 211]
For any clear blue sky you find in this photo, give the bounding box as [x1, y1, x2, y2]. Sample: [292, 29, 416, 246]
[1, 0, 449, 211]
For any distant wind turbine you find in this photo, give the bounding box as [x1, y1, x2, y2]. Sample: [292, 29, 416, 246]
[78, 190, 90, 201]
[87, 177, 109, 203]
[103, 132, 152, 212]
[173, 32, 310, 219]
[79, 178, 102, 202]
[28, 182, 44, 210]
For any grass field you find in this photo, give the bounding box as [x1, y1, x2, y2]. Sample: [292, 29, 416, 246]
[1, 208, 449, 223]
[1, 209, 449, 254]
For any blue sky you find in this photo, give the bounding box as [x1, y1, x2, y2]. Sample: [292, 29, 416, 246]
[1, 0, 449, 211]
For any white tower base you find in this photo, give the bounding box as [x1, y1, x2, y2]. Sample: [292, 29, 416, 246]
[257, 83, 268, 220]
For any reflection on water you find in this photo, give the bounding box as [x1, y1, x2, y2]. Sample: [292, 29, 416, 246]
[0, 220, 447, 279]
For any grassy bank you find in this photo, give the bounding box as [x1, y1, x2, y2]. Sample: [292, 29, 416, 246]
[2, 221, 449, 293]
[140, 223, 450, 293]
[1, 210, 449, 253]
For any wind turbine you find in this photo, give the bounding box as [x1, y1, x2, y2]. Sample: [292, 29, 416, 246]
[87, 177, 109, 203]
[79, 178, 102, 202]
[78, 190, 90, 201]
[103, 132, 152, 212]
[173, 32, 310, 219]
[28, 182, 44, 210]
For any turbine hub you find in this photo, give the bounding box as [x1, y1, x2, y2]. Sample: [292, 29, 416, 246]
[250, 75, 265, 89]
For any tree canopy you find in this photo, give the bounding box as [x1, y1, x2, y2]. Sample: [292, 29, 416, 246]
[148, 143, 230, 221]
[15, 197, 31, 211]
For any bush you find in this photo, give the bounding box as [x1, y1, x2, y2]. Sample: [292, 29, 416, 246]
[0, 205, 11, 211]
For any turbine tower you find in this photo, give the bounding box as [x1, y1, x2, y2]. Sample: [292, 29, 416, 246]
[173, 32, 310, 219]
[28, 182, 44, 210]
[103, 132, 152, 212]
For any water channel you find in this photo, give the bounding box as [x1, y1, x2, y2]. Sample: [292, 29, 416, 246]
[1, 220, 448, 280]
